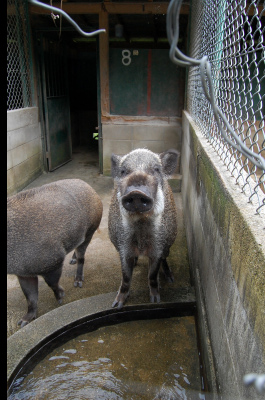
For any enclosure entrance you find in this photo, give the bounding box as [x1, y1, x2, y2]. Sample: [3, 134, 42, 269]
[36, 30, 100, 172]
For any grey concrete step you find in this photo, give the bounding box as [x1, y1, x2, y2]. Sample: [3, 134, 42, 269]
[169, 173, 182, 193]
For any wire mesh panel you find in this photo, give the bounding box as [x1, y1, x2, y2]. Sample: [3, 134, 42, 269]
[187, 0, 265, 214]
[7, 0, 33, 111]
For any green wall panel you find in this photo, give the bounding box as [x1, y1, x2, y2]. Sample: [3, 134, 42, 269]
[109, 48, 185, 117]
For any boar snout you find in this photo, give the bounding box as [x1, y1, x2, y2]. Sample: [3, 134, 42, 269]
[122, 186, 153, 212]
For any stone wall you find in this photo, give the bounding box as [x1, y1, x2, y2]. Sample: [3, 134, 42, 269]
[181, 110, 265, 400]
[102, 118, 182, 175]
[7, 107, 43, 196]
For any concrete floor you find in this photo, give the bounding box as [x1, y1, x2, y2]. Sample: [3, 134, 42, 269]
[7, 147, 192, 338]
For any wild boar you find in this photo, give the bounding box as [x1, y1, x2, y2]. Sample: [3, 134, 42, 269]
[108, 148, 179, 308]
[7, 178, 103, 327]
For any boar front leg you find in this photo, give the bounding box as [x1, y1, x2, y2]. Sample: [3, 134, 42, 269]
[148, 258, 161, 303]
[17, 276, 39, 327]
[112, 256, 135, 309]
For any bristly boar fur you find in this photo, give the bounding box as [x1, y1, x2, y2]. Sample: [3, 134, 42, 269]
[108, 148, 179, 308]
[7, 179, 103, 327]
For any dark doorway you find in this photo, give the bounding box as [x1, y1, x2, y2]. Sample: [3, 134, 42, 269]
[36, 31, 99, 172]
[68, 49, 98, 153]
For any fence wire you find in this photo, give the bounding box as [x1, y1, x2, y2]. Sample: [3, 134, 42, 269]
[170, 0, 265, 215]
[7, 0, 33, 111]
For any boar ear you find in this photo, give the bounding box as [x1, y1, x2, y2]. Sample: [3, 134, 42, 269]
[160, 149, 179, 176]
[111, 154, 122, 178]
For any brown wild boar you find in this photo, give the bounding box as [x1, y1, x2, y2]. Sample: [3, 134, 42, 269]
[108, 148, 179, 308]
[7, 179, 103, 327]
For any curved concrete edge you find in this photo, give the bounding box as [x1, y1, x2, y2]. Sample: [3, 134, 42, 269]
[7, 292, 115, 385]
[7, 289, 196, 387]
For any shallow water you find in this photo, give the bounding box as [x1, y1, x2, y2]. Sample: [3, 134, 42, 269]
[9, 316, 205, 400]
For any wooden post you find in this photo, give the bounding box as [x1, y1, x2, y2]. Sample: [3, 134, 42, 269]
[99, 8, 109, 117]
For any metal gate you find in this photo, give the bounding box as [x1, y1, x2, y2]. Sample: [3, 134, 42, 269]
[37, 34, 72, 171]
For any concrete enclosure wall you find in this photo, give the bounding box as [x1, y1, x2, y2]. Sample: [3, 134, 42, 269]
[181, 111, 265, 399]
[102, 118, 182, 175]
[7, 107, 43, 196]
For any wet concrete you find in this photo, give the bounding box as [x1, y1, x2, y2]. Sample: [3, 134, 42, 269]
[7, 146, 192, 338]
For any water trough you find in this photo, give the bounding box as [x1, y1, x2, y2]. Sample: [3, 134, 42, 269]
[7, 289, 218, 399]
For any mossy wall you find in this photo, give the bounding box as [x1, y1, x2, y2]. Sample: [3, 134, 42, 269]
[181, 111, 265, 400]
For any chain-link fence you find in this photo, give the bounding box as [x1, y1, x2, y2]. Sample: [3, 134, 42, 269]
[7, 0, 33, 111]
[186, 0, 265, 215]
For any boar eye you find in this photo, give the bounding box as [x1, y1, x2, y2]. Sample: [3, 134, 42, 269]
[154, 166, 161, 173]
[120, 168, 126, 176]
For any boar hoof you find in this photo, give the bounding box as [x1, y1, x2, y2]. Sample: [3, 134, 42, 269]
[18, 319, 29, 328]
[112, 300, 124, 309]
[58, 294, 64, 305]
[69, 258, 77, 265]
[166, 274, 174, 283]
[112, 292, 129, 308]
[18, 313, 36, 328]
[56, 287, 65, 304]
[74, 275, 84, 288]
[150, 293, 160, 303]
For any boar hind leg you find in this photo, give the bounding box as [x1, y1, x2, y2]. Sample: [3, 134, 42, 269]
[74, 232, 94, 288]
[69, 251, 77, 265]
[17, 276, 38, 328]
[42, 264, 65, 303]
[112, 257, 134, 309]
[161, 259, 174, 283]
[148, 259, 161, 303]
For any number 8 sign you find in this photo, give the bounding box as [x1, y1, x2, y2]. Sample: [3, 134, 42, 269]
[122, 49, 132, 66]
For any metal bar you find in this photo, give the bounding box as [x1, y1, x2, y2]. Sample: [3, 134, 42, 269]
[28, 2, 187, 15]
[28, 0, 106, 37]
[96, 36, 103, 175]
